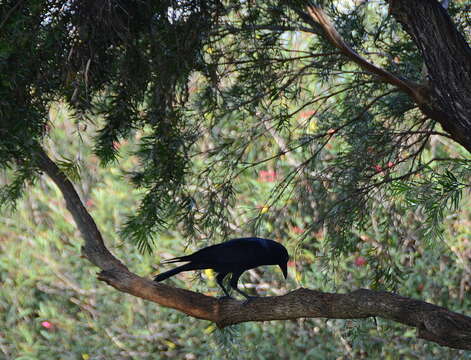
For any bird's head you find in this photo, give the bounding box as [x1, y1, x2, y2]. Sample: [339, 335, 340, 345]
[279, 261, 288, 279]
[257, 237, 290, 279]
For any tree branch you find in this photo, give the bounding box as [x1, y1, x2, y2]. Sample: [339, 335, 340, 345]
[302, 5, 428, 104]
[386, 0, 471, 152]
[297, 3, 471, 154]
[34, 146, 125, 272]
[33, 145, 471, 350]
[96, 271, 471, 350]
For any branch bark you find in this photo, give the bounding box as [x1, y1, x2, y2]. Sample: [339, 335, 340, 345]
[304, 5, 425, 102]
[387, 0, 471, 152]
[301, 2, 471, 153]
[34, 146, 471, 350]
[35, 147, 125, 272]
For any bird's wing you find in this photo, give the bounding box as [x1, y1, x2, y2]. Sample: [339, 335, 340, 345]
[188, 238, 267, 266]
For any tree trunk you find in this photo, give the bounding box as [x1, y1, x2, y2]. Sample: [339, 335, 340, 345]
[388, 0, 471, 152]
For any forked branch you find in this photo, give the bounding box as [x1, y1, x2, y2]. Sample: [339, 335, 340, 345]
[301, 2, 471, 153]
[303, 5, 429, 104]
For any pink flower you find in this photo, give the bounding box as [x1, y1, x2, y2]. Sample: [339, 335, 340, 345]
[298, 110, 316, 119]
[387, 161, 394, 169]
[354, 256, 367, 267]
[287, 260, 296, 268]
[374, 164, 383, 173]
[258, 170, 277, 183]
[41, 321, 53, 329]
[292, 226, 304, 234]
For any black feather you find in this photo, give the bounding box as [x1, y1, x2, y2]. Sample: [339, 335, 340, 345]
[153, 237, 289, 299]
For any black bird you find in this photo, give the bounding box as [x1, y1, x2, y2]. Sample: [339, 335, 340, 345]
[153, 237, 289, 299]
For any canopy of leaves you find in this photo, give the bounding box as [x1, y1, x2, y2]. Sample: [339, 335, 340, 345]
[1, 0, 470, 284]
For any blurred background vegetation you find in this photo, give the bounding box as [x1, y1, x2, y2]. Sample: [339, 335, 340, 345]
[0, 104, 469, 359]
[1, 0, 470, 358]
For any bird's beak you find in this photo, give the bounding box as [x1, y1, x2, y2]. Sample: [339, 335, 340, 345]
[279, 263, 288, 279]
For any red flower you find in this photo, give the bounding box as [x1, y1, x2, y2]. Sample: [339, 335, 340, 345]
[354, 256, 367, 267]
[258, 170, 277, 182]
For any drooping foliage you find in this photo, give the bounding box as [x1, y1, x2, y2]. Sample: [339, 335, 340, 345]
[1, 0, 470, 284]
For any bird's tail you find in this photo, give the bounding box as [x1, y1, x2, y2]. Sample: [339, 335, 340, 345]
[161, 255, 192, 264]
[153, 263, 194, 282]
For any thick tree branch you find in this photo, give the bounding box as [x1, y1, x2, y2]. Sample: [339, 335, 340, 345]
[97, 271, 471, 350]
[33, 146, 471, 350]
[387, 0, 471, 152]
[35, 146, 126, 272]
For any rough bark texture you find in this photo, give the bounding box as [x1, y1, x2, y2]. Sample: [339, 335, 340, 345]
[35, 146, 471, 350]
[387, 0, 471, 152]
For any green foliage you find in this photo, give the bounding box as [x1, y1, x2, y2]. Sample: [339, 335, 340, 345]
[2, 0, 470, 254]
[0, 166, 35, 211]
[1, 1, 471, 356]
[1, 97, 470, 359]
[1, 191, 470, 360]
[56, 157, 82, 184]
[392, 163, 470, 241]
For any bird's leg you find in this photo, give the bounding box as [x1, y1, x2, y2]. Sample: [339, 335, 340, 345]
[230, 272, 257, 304]
[216, 272, 232, 300]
